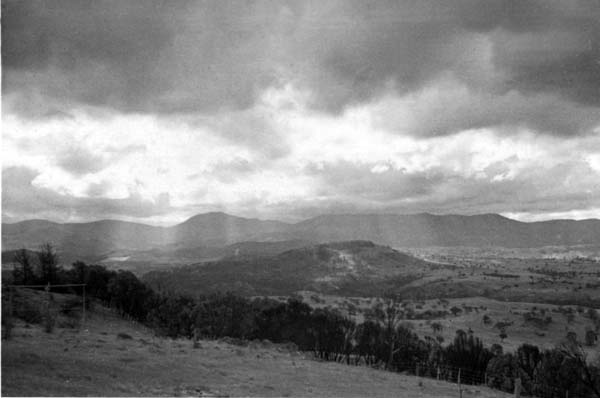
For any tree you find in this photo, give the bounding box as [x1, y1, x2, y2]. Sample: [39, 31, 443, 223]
[490, 343, 503, 356]
[71, 261, 87, 284]
[367, 293, 405, 370]
[486, 353, 516, 392]
[557, 339, 600, 398]
[450, 306, 462, 316]
[515, 343, 541, 395]
[107, 270, 154, 321]
[37, 243, 58, 284]
[431, 322, 443, 334]
[532, 349, 574, 396]
[499, 327, 507, 342]
[14, 248, 35, 284]
[585, 329, 598, 347]
[355, 321, 384, 365]
[445, 329, 493, 384]
[566, 331, 578, 344]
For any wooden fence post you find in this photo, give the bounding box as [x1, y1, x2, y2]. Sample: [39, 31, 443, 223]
[45, 283, 52, 332]
[82, 285, 86, 329]
[437, 366, 440, 380]
[7, 286, 14, 338]
[458, 368, 462, 398]
[9, 286, 14, 318]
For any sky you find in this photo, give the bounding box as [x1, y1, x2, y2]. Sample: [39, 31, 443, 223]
[2, 0, 600, 225]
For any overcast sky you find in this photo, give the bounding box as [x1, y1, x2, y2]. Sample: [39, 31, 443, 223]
[2, 0, 600, 224]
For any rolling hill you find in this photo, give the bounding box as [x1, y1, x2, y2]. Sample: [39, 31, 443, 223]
[1, 212, 291, 263]
[285, 213, 600, 248]
[141, 241, 439, 296]
[3, 212, 600, 268]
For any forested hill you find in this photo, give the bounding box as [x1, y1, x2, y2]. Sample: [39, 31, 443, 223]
[141, 241, 438, 296]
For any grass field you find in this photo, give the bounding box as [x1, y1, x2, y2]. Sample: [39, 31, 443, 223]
[1, 294, 512, 397]
[295, 292, 599, 361]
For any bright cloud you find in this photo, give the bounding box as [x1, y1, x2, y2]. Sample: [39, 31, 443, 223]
[2, 1, 600, 223]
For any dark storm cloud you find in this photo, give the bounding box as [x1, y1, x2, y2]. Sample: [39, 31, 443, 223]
[2, 0, 180, 110]
[2, 0, 282, 113]
[376, 87, 600, 137]
[294, 0, 600, 116]
[3, 0, 599, 135]
[2, 166, 173, 220]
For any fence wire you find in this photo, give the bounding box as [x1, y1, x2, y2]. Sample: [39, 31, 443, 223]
[1, 286, 596, 398]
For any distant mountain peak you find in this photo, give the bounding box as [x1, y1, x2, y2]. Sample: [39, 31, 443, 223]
[3, 212, 600, 261]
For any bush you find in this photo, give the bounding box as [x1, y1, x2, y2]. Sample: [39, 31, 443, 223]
[585, 329, 598, 346]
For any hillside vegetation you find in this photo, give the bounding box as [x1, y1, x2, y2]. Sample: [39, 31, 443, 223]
[2, 290, 511, 398]
[4, 255, 600, 398]
[142, 241, 436, 296]
[4, 212, 600, 269]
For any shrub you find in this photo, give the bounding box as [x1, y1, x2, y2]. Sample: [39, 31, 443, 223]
[585, 329, 598, 347]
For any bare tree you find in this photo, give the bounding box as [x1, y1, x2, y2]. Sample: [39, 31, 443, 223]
[368, 292, 404, 370]
[14, 248, 34, 284]
[37, 243, 58, 285]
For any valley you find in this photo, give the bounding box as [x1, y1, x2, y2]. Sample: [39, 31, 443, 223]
[3, 212, 600, 397]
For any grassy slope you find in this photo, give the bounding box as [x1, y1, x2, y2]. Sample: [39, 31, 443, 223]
[296, 292, 599, 361]
[2, 299, 511, 397]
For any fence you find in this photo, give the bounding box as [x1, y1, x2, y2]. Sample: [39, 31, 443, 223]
[3, 283, 87, 332]
[3, 282, 158, 338]
[313, 356, 594, 398]
[1, 285, 595, 398]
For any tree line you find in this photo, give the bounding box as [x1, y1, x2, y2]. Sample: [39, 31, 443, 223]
[7, 246, 600, 398]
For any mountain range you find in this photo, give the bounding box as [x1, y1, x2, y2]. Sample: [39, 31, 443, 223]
[3, 212, 600, 266]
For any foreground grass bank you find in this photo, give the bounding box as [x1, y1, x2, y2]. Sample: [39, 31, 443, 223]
[2, 306, 511, 397]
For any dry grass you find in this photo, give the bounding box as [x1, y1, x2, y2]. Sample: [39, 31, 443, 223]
[296, 292, 599, 363]
[2, 299, 512, 397]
